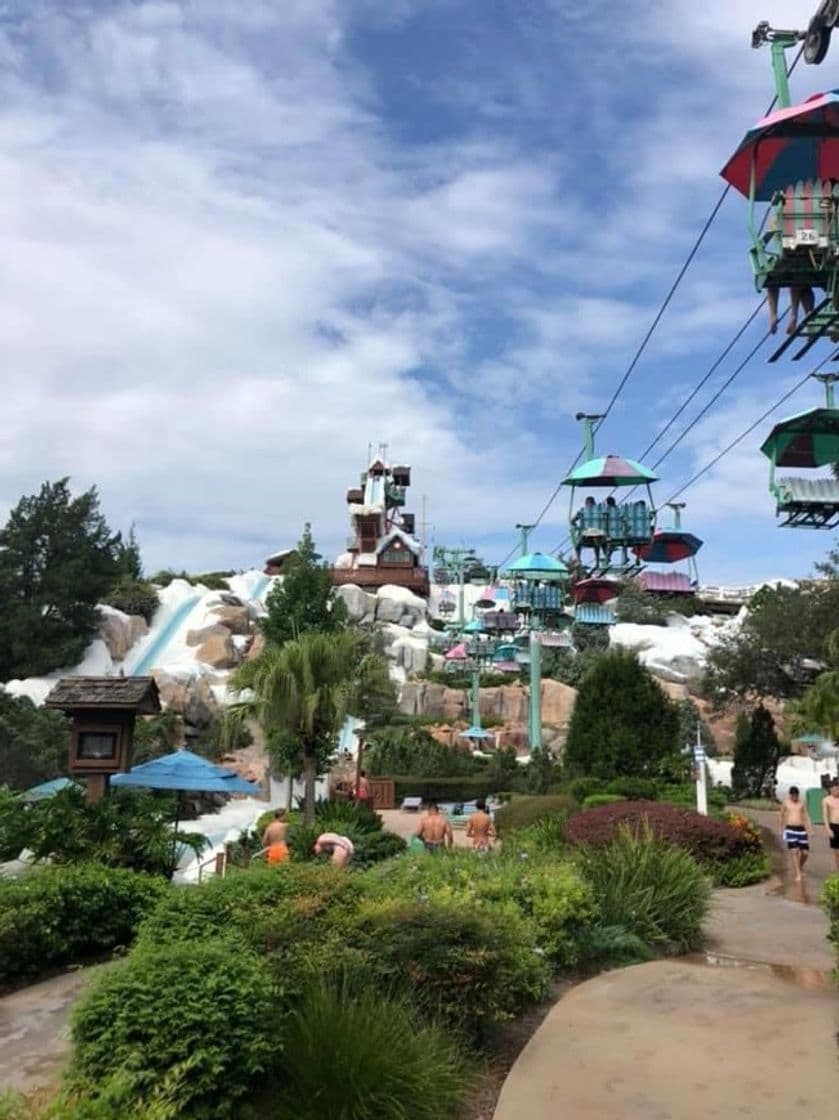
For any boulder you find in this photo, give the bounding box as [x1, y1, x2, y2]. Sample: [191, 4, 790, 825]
[196, 628, 239, 670]
[98, 608, 149, 662]
[398, 680, 447, 718]
[390, 636, 428, 675]
[186, 623, 226, 647]
[335, 584, 378, 623]
[376, 585, 427, 626]
[210, 604, 252, 635]
[151, 670, 190, 716]
[540, 679, 577, 727]
[185, 675, 220, 728]
[246, 631, 266, 663]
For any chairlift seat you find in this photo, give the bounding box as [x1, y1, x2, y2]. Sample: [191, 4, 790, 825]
[775, 476, 839, 528]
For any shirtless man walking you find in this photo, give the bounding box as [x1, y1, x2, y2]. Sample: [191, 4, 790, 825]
[780, 786, 811, 881]
[262, 809, 289, 865]
[822, 778, 839, 871]
[466, 799, 494, 852]
[416, 802, 453, 852]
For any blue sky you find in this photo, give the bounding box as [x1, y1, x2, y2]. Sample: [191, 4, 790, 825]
[0, 0, 837, 585]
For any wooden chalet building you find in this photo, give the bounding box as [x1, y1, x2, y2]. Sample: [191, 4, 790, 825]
[332, 453, 429, 596]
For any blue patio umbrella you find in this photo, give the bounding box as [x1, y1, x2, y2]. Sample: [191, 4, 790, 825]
[23, 777, 79, 801]
[112, 750, 261, 872]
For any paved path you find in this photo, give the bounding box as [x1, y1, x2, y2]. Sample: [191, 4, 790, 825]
[494, 822, 838, 1120]
[0, 968, 104, 1094]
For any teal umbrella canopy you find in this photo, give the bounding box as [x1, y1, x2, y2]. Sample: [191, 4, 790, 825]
[458, 725, 492, 740]
[23, 777, 79, 801]
[562, 455, 658, 487]
[111, 750, 260, 795]
[503, 552, 568, 579]
[760, 407, 839, 467]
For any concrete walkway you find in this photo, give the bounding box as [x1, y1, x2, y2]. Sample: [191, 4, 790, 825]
[0, 967, 104, 1094]
[494, 825, 838, 1120]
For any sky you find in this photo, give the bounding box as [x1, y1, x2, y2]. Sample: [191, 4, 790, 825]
[1, 0, 838, 585]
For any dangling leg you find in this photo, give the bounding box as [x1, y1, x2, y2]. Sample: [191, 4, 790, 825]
[787, 287, 802, 335]
[767, 286, 779, 335]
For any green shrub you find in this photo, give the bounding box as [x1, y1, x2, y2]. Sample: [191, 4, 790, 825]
[367, 727, 482, 777]
[391, 775, 507, 801]
[576, 824, 711, 954]
[101, 580, 159, 624]
[605, 777, 661, 801]
[346, 896, 551, 1034]
[274, 976, 472, 1119]
[582, 793, 625, 810]
[0, 864, 167, 988]
[822, 875, 839, 972]
[137, 864, 367, 952]
[286, 819, 405, 870]
[714, 849, 771, 888]
[371, 851, 596, 969]
[493, 794, 576, 837]
[658, 783, 728, 814]
[310, 796, 383, 831]
[70, 939, 277, 1119]
[508, 813, 567, 853]
[566, 777, 606, 802]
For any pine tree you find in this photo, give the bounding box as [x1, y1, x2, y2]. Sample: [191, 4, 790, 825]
[732, 704, 782, 798]
[115, 524, 143, 581]
[562, 648, 681, 779]
[260, 524, 347, 649]
[0, 479, 122, 680]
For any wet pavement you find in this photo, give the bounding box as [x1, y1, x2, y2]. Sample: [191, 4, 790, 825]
[0, 966, 106, 1094]
[494, 816, 838, 1119]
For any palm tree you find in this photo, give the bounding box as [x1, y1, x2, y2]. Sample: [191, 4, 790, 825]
[228, 629, 368, 824]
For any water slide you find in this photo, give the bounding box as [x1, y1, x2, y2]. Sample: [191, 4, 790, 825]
[125, 570, 275, 677]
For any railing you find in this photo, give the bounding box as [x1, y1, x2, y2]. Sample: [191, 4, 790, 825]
[331, 566, 429, 594]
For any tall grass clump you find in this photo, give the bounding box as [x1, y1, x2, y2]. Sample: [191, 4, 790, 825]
[274, 976, 472, 1120]
[576, 823, 710, 954]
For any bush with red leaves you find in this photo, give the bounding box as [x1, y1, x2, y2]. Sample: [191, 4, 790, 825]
[565, 800, 758, 866]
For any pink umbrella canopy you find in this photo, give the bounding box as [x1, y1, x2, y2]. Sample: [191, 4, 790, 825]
[444, 642, 468, 661]
[721, 90, 839, 200]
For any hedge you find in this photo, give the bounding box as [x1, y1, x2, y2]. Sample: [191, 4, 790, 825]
[390, 776, 507, 802]
[0, 864, 168, 988]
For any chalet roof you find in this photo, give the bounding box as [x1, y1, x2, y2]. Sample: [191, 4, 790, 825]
[264, 547, 297, 567]
[375, 527, 421, 556]
[44, 676, 161, 714]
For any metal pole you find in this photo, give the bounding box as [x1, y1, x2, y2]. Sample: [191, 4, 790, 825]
[770, 39, 792, 108]
[457, 555, 465, 628]
[528, 629, 542, 752]
[471, 667, 481, 730]
[694, 726, 708, 816]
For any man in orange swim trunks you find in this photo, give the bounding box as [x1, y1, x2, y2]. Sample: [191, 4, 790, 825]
[262, 809, 289, 865]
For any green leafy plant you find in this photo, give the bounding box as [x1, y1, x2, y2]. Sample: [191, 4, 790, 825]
[576, 824, 711, 954]
[493, 794, 576, 837]
[714, 848, 771, 887]
[582, 793, 624, 809]
[274, 975, 473, 1120]
[0, 864, 167, 988]
[70, 939, 277, 1120]
[345, 896, 551, 1035]
[0, 692, 71, 792]
[371, 851, 596, 969]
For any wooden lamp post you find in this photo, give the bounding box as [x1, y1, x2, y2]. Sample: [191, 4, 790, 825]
[44, 676, 161, 802]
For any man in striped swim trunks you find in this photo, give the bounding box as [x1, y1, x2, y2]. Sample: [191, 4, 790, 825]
[780, 786, 811, 881]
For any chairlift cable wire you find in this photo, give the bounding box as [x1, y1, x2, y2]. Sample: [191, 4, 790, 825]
[664, 358, 831, 505]
[493, 44, 804, 569]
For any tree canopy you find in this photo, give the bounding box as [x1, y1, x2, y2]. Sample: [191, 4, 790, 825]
[562, 648, 681, 779]
[702, 580, 839, 704]
[260, 524, 347, 649]
[0, 693, 70, 790]
[229, 628, 371, 822]
[731, 704, 782, 799]
[0, 479, 125, 681]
